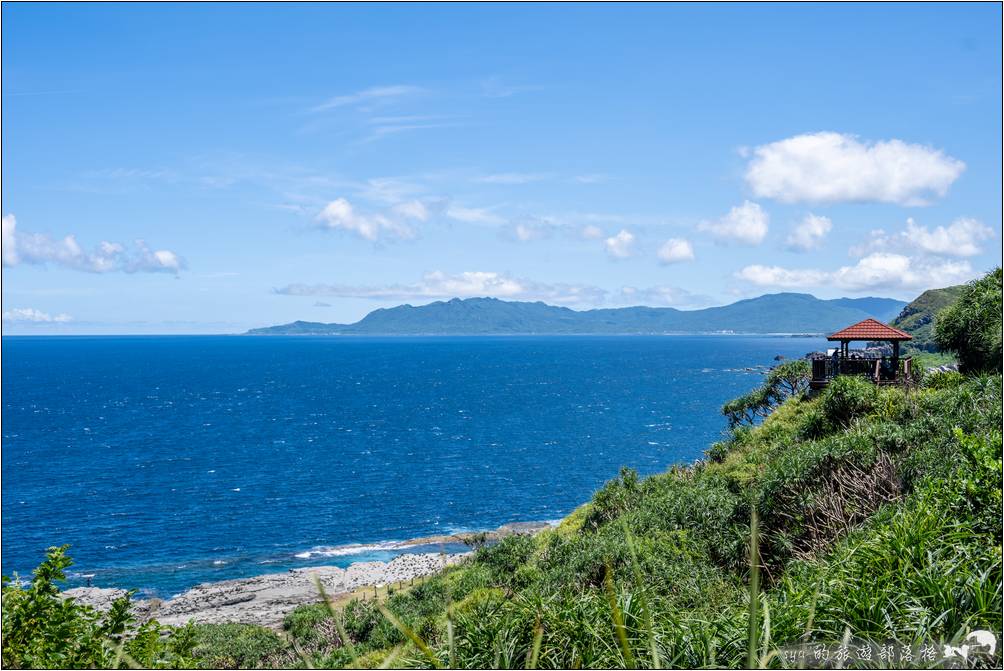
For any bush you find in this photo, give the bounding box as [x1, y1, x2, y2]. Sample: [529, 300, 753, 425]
[2, 546, 134, 669]
[934, 267, 1002, 374]
[1, 546, 202, 669]
[819, 375, 877, 427]
[188, 623, 286, 669]
[583, 467, 639, 530]
[922, 369, 966, 390]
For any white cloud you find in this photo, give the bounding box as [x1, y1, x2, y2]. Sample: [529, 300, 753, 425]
[316, 198, 416, 241]
[737, 252, 974, 293]
[358, 177, 426, 205]
[276, 271, 608, 306]
[312, 85, 424, 112]
[604, 229, 636, 259]
[474, 172, 552, 185]
[618, 285, 712, 308]
[745, 132, 965, 205]
[2, 307, 72, 323]
[276, 271, 714, 309]
[500, 216, 561, 242]
[391, 200, 429, 221]
[735, 265, 829, 288]
[785, 214, 832, 252]
[580, 225, 604, 240]
[2, 215, 18, 266]
[513, 223, 545, 242]
[1, 214, 184, 274]
[852, 217, 994, 258]
[698, 201, 769, 246]
[444, 204, 505, 225]
[657, 238, 695, 264]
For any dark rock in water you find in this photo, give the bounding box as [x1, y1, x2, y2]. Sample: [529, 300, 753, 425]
[774, 354, 786, 361]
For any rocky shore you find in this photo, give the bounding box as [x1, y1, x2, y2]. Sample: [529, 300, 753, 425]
[61, 520, 554, 629]
[64, 552, 467, 628]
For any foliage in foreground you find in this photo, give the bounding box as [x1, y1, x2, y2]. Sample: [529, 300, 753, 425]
[934, 266, 1003, 374]
[1, 546, 198, 669]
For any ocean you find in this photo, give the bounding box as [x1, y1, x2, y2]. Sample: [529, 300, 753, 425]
[1, 335, 825, 597]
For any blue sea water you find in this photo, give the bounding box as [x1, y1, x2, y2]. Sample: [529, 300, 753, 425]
[2, 335, 825, 597]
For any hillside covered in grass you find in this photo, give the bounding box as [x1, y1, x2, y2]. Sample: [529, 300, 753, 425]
[891, 284, 966, 352]
[259, 371, 1000, 669]
[4, 271, 1001, 669]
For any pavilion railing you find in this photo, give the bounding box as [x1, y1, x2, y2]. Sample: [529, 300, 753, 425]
[811, 356, 913, 384]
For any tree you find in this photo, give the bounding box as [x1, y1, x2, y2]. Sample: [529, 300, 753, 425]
[766, 360, 811, 397]
[721, 385, 780, 429]
[934, 268, 1003, 374]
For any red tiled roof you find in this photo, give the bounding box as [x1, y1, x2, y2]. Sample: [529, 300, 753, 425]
[828, 318, 913, 341]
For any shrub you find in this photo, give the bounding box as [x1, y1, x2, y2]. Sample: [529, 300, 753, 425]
[188, 623, 286, 669]
[934, 267, 1003, 374]
[706, 439, 733, 463]
[583, 467, 640, 530]
[796, 406, 832, 439]
[922, 369, 966, 390]
[819, 375, 877, 428]
[2, 546, 136, 669]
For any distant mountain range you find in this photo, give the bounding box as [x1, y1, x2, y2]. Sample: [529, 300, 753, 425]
[246, 293, 907, 336]
[890, 283, 965, 352]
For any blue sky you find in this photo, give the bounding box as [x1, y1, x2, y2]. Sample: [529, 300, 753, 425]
[2, 3, 1001, 334]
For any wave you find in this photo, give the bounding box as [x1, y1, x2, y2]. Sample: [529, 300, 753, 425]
[294, 540, 409, 560]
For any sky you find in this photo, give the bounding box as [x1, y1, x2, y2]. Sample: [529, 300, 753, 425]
[2, 3, 1001, 334]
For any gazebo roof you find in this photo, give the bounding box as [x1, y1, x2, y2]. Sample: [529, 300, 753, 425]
[827, 318, 913, 342]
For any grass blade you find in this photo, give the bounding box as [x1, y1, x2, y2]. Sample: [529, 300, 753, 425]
[604, 563, 636, 669]
[447, 607, 456, 669]
[526, 615, 544, 669]
[746, 506, 761, 670]
[290, 638, 316, 669]
[803, 578, 821, 640]
[377, 603, 443, 669]
[378, 644, 405, 669]
[312, 575, 356, 658]
[622, 521, 661, 669]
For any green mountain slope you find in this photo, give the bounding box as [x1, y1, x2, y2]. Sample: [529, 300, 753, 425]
[247, 293, 906, 336]
[890, 284, 966, 351]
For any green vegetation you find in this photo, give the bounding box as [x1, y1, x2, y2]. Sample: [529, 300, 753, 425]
[934, 267, 1003, 374]
[1, 546, 198, 669]
[721, 359, 809, 429]
[4, 271, 1001, 669]
[891, 284, 966, 352]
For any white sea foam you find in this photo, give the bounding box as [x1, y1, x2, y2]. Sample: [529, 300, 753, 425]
[294, 540, 408, 560]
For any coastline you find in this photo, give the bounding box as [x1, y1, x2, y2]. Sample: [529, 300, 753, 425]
[61, 521, 555, 629]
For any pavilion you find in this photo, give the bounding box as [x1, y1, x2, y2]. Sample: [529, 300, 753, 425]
[809, 318, 914, 390]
